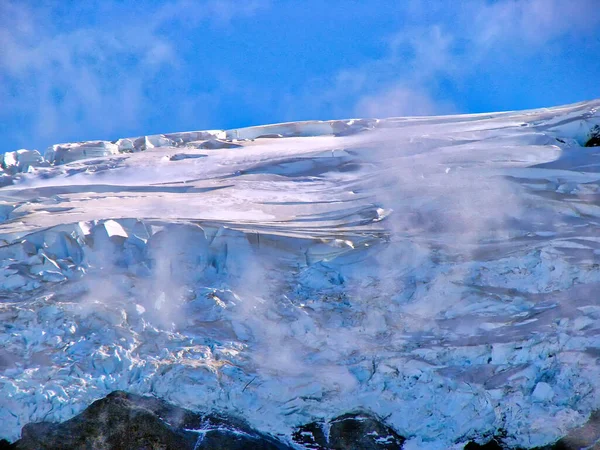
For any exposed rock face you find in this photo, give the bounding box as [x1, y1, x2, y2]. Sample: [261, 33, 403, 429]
[293, 421, 328, 449]
[585, 125, 600, 147]
[292, 413, 405, 449]
[8, 391, 409, 449]
[197, 429, 288, 450]
[464, 440, 503, 449]
[328, 414, 405, 450]
[11, 391, 291, 450]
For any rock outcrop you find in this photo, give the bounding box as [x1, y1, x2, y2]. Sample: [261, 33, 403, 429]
[585, 125, 600, 147]
[6, 391, 411, 449]
[292, 413, 405, 449]
[11, 391, 291, 450]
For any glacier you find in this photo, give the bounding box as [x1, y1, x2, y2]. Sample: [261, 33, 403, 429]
[1, 101, 600, 448]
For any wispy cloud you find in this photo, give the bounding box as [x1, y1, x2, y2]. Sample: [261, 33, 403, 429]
[290, 0, 600, 120]
[148, 0, 269, 29]
[1, 3, 160, 144]
[472, 0, 600, 47]
[355, 84, 455, 118]
[0, 0, 269, 151]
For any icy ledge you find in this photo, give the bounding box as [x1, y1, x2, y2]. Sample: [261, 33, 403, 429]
[4, 114, 598, 173]
[1, 100, 600, 448]
[3, 118, 377, 172]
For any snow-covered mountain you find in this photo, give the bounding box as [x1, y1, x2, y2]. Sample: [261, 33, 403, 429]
[1, 101, 600, 449]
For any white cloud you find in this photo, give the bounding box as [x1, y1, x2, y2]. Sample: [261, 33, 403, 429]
[286, 25, 459, 120]
[148, 0, 269, 29]
[355, 84, 455, 118]
[472, 0, 600, 47]
[388, 25, 456, 78]
[0, 0, 270, 150]
[0, 3, 171, 147]
[307, 0, 600, 120]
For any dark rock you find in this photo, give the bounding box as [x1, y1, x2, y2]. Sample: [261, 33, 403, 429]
[585, 126, 600, 147]
[192, 414, 292, 450]
[292, 421, 328, 449]
[292, 412, 405, 450]
[15, 391, 198, 450]
[328, 413, 405, 450]
[12, 391, 292, 450]
[464, 440, 503, 449]
[0, 440, 14, 450]
[586, 135, 600, 147]
[197, 428, 288, 449]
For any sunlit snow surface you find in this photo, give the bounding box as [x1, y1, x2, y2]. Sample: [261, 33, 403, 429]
[1, 101, 600, 448]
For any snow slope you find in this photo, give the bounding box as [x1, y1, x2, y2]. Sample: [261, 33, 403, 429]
[1, 101, 600, 448]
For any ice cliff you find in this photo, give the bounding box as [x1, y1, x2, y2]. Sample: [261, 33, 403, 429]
[1, 101, 600, 448]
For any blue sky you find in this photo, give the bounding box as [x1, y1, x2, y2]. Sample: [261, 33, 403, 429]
[1, 0, 600, 153]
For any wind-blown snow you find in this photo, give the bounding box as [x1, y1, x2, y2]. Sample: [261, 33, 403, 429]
[1, 101, 600, 447]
